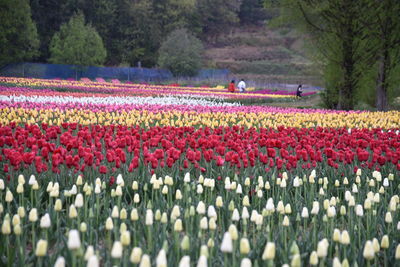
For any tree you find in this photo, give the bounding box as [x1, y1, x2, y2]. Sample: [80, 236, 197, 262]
[30, 0, 72, 61]
[239, 0, 267, 25]
[158, 28, 204, 76]
[49, 13, 106, 67]
[366, 0, 400, 111]
[274, 0, 371, 110]
[196, 0, 242, 41]
[0, 0, 39, 67]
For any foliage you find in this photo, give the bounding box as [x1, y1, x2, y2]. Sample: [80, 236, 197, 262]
[196, 0, 242, 40]
[239, 0, 268, 25]
[158, 29, 204, 77]
[49, 13, 106, 67]
[0, 0, 39, 67]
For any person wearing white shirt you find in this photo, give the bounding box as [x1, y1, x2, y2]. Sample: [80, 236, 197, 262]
[237, 79, 246, 92]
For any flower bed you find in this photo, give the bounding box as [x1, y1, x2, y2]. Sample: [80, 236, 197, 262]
[0, 77, 399, 266]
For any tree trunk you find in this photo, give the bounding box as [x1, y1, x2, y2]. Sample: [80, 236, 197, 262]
[339, 23, 356, 110]
[376, 49, 390, 111]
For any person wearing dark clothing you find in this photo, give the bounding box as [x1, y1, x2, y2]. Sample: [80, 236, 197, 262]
[296, 84, 303, 98]
[228, 80, 235, 93]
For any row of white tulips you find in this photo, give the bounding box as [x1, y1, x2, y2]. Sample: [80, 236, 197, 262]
[0, 94, 241, 107]
[0, 169, 399, 266]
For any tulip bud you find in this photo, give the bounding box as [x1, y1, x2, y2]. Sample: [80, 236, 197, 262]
[197, 201, 206, 214]
[241, 258, 252, 267]
[332, 257, 341, 267]
[229, 209, 239, 222]
[301, 207, 309, 218]
[111, 206, 119, 218]
[207, 205, 217, 219]
[216, 196, 223, 207]
[161, 212, 168, 224]
[1, 219, 11, 235]
[156, 249, 167, 267]
[74, 193, 84, 208]
[139, 254, 151, 267]
[181, 235, 190, 250]
[385, 212, 392, 223]
[240, 238, 250, 254]
[355, 205, 364, 216]
[16, 183, 24, 194]
[309, 251, 318, 265]
[84, 246, 94, 260]
[67, 229, 81, 250]
[340, 230, 350, 245]
[395, 244, 400, 259]
[178, 256, 190, 267]
[40, 213, 51, 228]
[145, 209, 153, 225]
[111, 241, 123, 259]
[209, 218, 217, 230]
[228, 224, 238, 240]
[332, 229, 341, 242]
[105, 217, 114, 230]
[342, 258, 349, 267]
[54, 256, 65, 267]
[282, 215, 290, 226]
[14, 223, 22, 235]
[29, 208, 38, 222]
[243, 195, 250, 206]
[284, 204, 292, 214]
[35, 239, 48, 256]
[372, 238, 380, 252]
[317, 239, 329, 258]
[32, 181, 39, 190]
[311, 201, 319, 214]
[197, 255, 207, 267]
[53, 199, 62, 211]
[175, 189, 182, 200]
[131, 208, 139, 221]
[5, 190, 13, 202]
[130, 247, 142, 264]
[381, 235, 389, 249]
[200, 217, 208, 230]
[95, 184, 101, 194]
[174, 219, 183, 232]
[220, 232, 233, 253]
[364, 199, 372, 210]
[262, 242, 275, 260]
[363, 240, 375, 260]
[115, 185, 123, 196]
[291, 254, 301, 267]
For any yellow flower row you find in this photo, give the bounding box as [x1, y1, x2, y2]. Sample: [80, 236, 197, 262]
[1, 107, 400, 129]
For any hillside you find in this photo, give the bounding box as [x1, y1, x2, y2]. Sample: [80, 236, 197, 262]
[204, 25, 321, 87]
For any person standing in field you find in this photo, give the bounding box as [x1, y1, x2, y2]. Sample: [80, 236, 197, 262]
[228, 80, 235, 92]
[238, 79, 246, 92]
[296, 84, 303, 98]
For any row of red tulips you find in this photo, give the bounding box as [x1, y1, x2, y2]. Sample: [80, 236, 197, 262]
[1, 124, 399, 177]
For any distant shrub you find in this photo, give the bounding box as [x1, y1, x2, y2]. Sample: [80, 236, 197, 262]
[158, 29, 204, 77]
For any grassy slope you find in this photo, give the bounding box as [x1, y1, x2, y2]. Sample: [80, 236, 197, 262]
[204, 25, 321, 87]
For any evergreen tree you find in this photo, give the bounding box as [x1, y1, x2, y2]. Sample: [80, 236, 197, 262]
[0, 0, 39, 66]
[49, 13, 106, 67]
[158, 28, 204, 76]
[30, 0, 71, 61]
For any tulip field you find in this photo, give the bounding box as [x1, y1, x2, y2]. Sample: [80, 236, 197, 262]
[0, 77, 400, 267]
